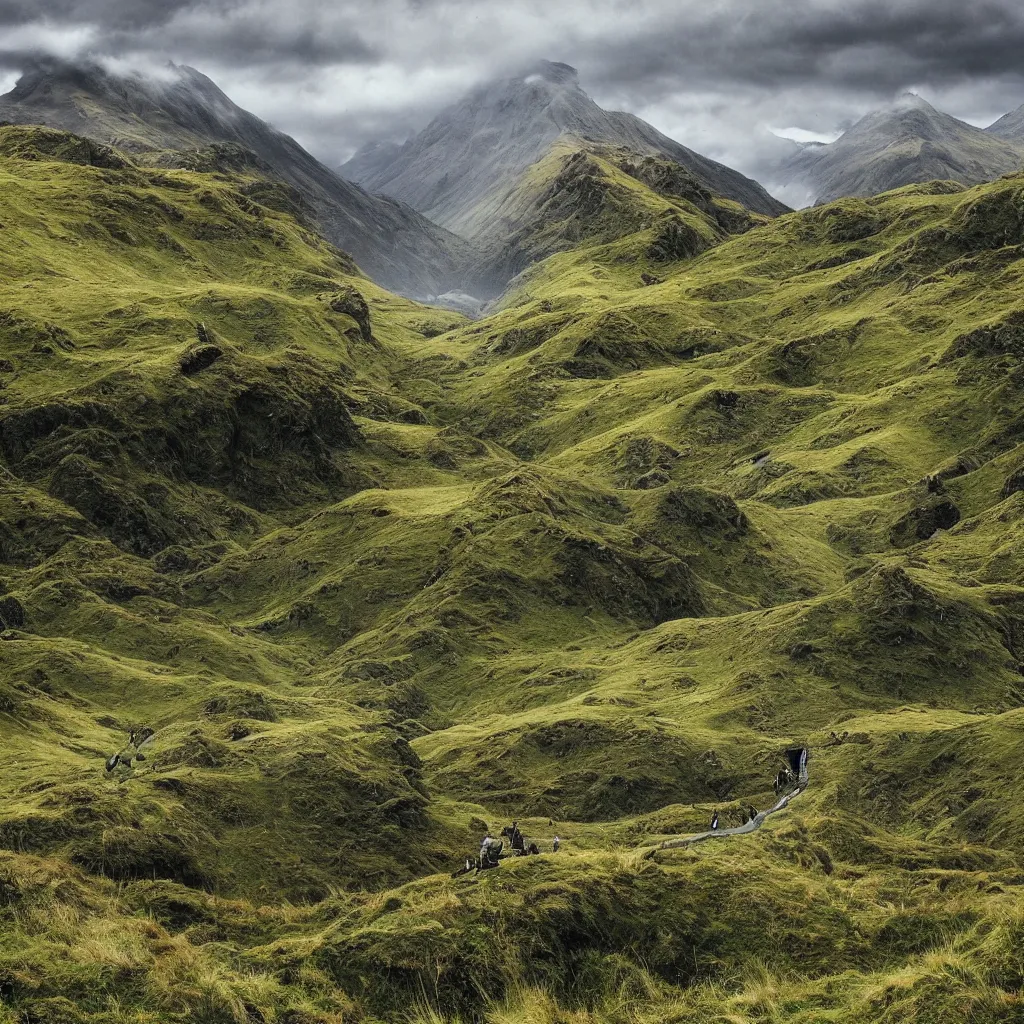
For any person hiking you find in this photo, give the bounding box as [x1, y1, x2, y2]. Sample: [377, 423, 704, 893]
[748, 805, 758, 822]
[478, 834, 504, 870]
[711, 811, 719, 831]
[553, 835, 560, 852]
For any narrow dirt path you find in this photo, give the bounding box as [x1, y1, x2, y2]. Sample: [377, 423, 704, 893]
[659, 750, 809, 850]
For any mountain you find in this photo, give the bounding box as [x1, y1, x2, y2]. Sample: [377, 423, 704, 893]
[340, 61, 785, 295]
[0, 58, 473, 299]
[340, 61, 787, 233]
[986, 101, 1024, 140]
[778, 93, 1024, 205]
[342, 138, 403, 181]
[4, 118, 1024, 1022]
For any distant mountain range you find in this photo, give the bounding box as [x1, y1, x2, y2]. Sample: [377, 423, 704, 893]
[8, 55, 1024, 300]
[341, 66, 1024, 249]
[0, 58, 473, 299]
[772, 94, 1024, 206]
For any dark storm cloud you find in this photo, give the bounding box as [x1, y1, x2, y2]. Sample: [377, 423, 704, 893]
[0, 0, 205, 29]
[2, 0, 1024, 193]
[576, 0, 1024, 93]
[101, 23, 379, 70]
[0, 0, 378, 69]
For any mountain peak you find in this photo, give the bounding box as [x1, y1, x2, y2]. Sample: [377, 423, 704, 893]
[3, 55, 235, 126]
[5, 55, 103, 99]
[9, 54, 178, 93]
[892, 91, 935, 112]
[523, 61, 579, 86]
[341, 61, 787, 238]
[847, 93, 984, 144]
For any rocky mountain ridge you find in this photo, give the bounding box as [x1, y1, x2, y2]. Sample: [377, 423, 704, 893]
[987, 99, 1024, 141]
[776, 93, 1024, 205]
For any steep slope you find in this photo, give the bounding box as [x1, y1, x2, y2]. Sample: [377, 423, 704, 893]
[340, 60, 787, 238]
[780, 93, 1024, 205]
[987, 100, 1024, 140]
[0, 58, 474, 299]
[3, 126, 1024, 1024]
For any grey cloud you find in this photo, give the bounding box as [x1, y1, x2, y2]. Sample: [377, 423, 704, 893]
[101, 24, 379, 70]
[0, 0, 206, 28]
[576, 0, 1024, 94]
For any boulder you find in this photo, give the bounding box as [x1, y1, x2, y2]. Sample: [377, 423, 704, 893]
[329, 287, 373, 343]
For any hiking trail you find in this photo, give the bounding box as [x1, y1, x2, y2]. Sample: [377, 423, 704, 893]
[659, 747, 809, 850]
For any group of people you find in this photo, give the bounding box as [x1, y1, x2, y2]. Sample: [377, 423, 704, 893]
[453, 822, 561, 876]
[458, 749, 808, 872]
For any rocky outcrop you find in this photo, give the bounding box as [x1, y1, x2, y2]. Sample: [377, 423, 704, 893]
[889, 498, 961, 548]
[329, 287, 373, 344]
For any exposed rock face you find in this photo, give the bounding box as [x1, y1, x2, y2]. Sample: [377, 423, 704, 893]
[647, 216, 713, 262]
[329, 287, 374, 344]
[0, 595, 26, 630]
[0, 58, 474, 299]
[776, 94, 1024, 206]
[339, 59, 788, 239]
[889, 498, 962, 548]
[180, 344, 223, 376]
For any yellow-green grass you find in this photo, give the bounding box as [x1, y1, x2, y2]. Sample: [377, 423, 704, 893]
[2, 125, 1024, 1021]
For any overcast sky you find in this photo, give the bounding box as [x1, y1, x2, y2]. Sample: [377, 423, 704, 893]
[3, 0, 1024, 192]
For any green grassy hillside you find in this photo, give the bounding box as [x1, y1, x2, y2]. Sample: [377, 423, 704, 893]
[1, 125, 1023, 1023]
[465, 139, 765, 296]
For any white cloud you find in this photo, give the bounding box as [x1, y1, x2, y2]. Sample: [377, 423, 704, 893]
[0, 21, 97, 58]
[95, 54, 182, 82]
[769, 126, 842, 144]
